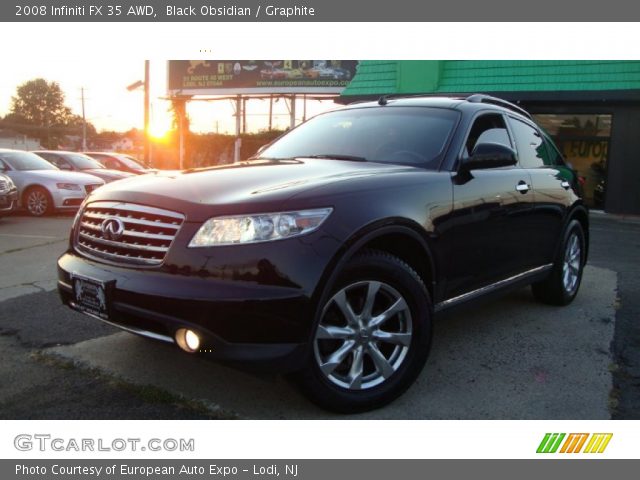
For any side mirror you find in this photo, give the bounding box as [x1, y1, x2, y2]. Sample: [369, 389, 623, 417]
[464, 142, 517, 170]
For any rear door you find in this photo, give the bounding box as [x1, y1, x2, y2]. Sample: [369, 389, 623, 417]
[506, 116, 572, 266]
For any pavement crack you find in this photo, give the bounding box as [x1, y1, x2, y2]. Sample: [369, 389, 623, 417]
[0, 238, 66, 256]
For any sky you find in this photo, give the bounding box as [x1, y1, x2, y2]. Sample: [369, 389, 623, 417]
[0, 58, 337, 136]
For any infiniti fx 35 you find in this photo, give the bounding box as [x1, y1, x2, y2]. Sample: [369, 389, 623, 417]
[58, 95, 588, 412]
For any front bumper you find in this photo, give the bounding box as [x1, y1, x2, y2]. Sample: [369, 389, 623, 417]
[0, 189, 18, 213]
[57, 251, 313, 372]
[51, 189, 88, 210]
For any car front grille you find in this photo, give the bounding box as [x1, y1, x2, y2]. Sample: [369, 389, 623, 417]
[0, 179, 8, 193]
[75, 201, 185, 266]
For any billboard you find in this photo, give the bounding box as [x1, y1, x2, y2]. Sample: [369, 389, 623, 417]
[167, 60, 359, 95]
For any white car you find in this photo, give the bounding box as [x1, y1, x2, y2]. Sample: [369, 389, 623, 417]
[0, 149, 104, 217]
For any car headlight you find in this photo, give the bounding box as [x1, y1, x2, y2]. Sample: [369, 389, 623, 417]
[189, 208, 333, 247]
[56, 183, 82, 191]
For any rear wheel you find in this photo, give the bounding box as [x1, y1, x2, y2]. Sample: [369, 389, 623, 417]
[532, 219, 585, 306]
[293, 250, 432, 413]
[24, 186, 52, 217]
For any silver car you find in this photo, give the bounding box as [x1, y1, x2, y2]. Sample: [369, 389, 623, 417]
[33, 150, 134, 183]
[0, 149, 104, 217]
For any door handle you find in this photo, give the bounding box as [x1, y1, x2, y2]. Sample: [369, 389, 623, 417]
[560, 180, 571, 189]
[515, 181, 530, 194]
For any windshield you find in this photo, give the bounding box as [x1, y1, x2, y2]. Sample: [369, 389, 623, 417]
[0, 151, 58, 171]
[117, 155, 145, 170]
[65, 153, 105, 169]
[258, 106, 459, 169]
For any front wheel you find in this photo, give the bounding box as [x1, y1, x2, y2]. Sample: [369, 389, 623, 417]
[24, 186, 52, 217]
[532, 219, 586, 306]
[293, 250, 432, 413]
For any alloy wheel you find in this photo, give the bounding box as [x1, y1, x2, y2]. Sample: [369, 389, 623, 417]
[313, 280, 413, 390]
[562, 232, 581, 295]
[27, 189, 48, 216]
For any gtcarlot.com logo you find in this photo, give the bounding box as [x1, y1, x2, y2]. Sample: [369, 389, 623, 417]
[536, 433, 613, 454]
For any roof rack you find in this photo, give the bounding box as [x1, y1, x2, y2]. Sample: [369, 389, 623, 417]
[465, 94, 532, 119]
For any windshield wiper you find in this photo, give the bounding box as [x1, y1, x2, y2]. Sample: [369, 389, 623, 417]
[304, 154, 368, 162]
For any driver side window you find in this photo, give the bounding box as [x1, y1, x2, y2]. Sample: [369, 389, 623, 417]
[464, 113, 512, 158]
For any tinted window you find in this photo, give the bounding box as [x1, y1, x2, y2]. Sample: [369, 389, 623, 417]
[64, 153, 105, 169]
[0, 151, 58, 171]
[464, 114, 512, 157]
[259, 107, 459, 169]
[44, 154, 70, 169]
[542, 137, 564, 166]
[117, 155, 145, 170]
[509, 118, 545, 168]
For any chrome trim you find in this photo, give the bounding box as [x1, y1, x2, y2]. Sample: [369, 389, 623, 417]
[69, 301, 174, 343]
[75, 201, 184, 267]
[80, 221, 174, 240]
[435, 264, 553, 312]
[76, 240, 163, 265]
[86, 201, 185, 220]
[83, 211, 181, 230]
[78, 231, 169, 252]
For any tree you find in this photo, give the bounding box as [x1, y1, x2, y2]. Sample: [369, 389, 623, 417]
[4, 78, 83, 148]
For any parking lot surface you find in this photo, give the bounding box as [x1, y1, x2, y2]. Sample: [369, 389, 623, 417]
[0, 212, 634, 419]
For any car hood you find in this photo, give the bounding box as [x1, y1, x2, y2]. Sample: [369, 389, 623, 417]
[12, 170, 104, 185]
[89, 159, 416, 218]
[83, 169, 134, 181]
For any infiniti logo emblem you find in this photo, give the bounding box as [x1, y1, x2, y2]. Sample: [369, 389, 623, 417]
[101, 217, 125, 240]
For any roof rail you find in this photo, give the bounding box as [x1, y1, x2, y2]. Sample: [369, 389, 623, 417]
[465, 94, 532, 119]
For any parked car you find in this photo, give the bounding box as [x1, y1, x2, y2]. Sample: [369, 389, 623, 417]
[0, 149, 104, 216]
[83, 152, 153, 175]
[0, 172, 18, 217]
[57, 95, 588, 412]
[32, 151, 134, 183]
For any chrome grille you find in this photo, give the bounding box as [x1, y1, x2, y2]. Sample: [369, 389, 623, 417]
[0, 179, 7, 192]
[75, 201, 184, 266]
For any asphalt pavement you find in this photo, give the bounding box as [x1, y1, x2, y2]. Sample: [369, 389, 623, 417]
[0, 211, 637, 419]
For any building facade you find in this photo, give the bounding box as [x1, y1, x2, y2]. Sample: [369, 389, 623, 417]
[340, 61, 640, 214]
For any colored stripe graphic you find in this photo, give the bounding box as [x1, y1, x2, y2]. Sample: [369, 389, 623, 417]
[584, 434, 613, 453]
[538, 433, 613, 453]
[537, 433, 566, 453]
[560, 433, 589, 453]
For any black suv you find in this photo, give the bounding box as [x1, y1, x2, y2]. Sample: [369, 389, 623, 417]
[58, 95, 588, 412]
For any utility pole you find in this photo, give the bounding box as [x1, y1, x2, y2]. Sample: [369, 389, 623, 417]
[268, 95, 273, 131]
[234, 95, 242, 163]
[144, 60, 150, 166]
[242, 97, 247, 134]
[80, 87, 87, 151]
[289, 95, 296, 129]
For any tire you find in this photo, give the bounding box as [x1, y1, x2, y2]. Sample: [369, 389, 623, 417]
[293, 250, 433, 413]
[532, 219, 585, 306]
[23, 186, 53, 217]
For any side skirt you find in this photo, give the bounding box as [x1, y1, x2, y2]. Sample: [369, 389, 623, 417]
[434, 264, 553, 314]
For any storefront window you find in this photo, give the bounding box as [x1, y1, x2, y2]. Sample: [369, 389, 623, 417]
[533, 114, 612, 208]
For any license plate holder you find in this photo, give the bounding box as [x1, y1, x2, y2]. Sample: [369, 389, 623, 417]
[71, 275, 113, 320]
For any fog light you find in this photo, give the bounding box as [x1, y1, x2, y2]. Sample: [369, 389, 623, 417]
[175, 328, 201, 353]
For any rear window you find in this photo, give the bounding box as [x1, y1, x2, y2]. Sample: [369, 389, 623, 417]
[259, 106, 459, 169]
